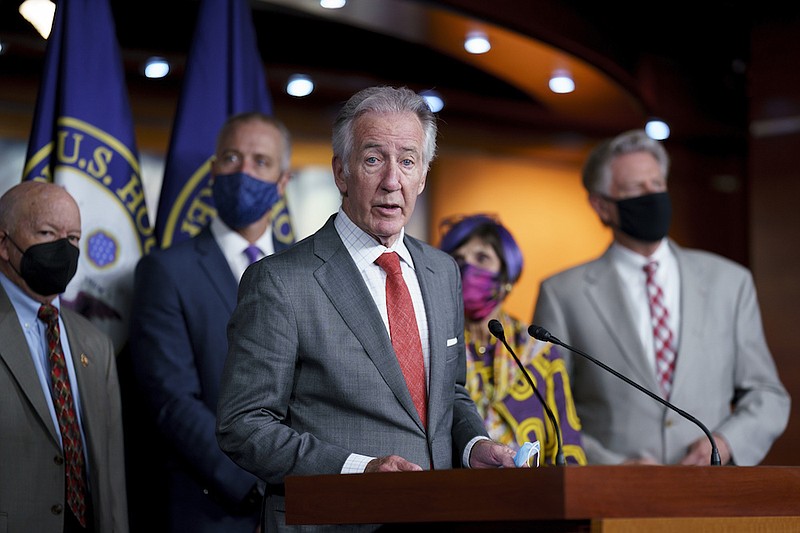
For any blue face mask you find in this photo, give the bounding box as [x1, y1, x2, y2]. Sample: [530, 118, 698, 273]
[212, 171, 281, 229]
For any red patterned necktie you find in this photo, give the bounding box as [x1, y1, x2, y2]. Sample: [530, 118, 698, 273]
[643, 261, 677, 399]
[38, 304, 87, 527]
[375, 252, 428, 428]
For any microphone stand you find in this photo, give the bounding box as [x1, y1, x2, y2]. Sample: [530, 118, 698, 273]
[488, 319, 566, 466]
[528, 325, 721, 466]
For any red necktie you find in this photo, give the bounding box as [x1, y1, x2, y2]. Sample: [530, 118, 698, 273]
[38, 304, 87, 527]
[644, 261, 677, 399]
[375, 252, 428, 428]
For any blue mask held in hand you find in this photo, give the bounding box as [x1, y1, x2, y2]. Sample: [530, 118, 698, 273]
[212, 171, 281, 229]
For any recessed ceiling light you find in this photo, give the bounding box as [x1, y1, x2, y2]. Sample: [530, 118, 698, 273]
[287, 74, 314, 97]
[464, 31, 490, 54]
[420, 90, 444, 113]
[18, 0, 55, 39]
[143, 57, 170, 79]
[320, 0, 346, 8]
[548, 70, 575, 94]
[645, 119, 670, 140]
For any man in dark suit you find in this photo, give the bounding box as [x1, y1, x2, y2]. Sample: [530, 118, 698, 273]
[533, 129, 790, 466]
[128, 112, 293, 532]
[0, 181, 128, 532]
[216, 86, 520, 533]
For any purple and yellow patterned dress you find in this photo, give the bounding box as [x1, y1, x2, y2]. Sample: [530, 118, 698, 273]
[465, 311, 586, 465]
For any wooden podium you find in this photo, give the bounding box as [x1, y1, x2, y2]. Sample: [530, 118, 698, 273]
[285, 466, 800, 531]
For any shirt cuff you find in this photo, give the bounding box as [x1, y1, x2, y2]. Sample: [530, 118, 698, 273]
[464, 436, 490, 468]
[342, 453, 374, 474]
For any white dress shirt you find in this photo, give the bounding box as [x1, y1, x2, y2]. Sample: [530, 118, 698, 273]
[209, 216, 275, 282]
[333, 209, 433, 473]
[609, 238, 681, 373]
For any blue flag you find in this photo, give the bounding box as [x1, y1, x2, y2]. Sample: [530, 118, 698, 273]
[23, 0, 156, 352]
[155, 0, 294, 250]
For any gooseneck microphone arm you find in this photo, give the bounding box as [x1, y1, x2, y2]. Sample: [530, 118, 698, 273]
[528, 324, 721, 466]
[488, 319, 566, 466]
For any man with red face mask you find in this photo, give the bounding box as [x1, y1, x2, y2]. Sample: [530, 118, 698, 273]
[439, 214, 585, 466]
[533, 129, 790, 466]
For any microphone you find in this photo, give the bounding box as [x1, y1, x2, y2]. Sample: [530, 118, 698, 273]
[488, 319, 566, 466]
[528, 325, 721, 466]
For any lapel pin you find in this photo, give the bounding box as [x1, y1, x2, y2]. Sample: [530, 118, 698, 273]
[80, 353, 89, 367]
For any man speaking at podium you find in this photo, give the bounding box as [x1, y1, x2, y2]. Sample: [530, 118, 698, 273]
[533, 129, 790, 466]
[217, 86, 519, 532]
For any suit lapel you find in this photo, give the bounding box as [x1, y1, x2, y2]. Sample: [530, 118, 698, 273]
[407, 237, 446, 434]
[0, 287, 61, 445]
[670, 241, 706, 399]
[195, 227, 238, 314]
[61, 310, 101, 447]
[584, 249, 659, 388]
[312, 218, 424, 429]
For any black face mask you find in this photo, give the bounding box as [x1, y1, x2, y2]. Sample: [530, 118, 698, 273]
[611, 191, 672, 242]
[6, 236, 80, 296]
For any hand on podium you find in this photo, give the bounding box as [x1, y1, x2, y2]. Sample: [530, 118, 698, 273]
[681, 433, 731, 465]
[469, 439, 522, 468]
[365, 455, 424, 473]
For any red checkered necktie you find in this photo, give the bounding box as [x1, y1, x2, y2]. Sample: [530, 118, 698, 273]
[643, 261, 677, 399]
[375, 252, 428, 428]
[38, 304, 87, 528]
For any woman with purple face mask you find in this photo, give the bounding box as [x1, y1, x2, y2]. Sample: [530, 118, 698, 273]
[439, 214, 586, 465]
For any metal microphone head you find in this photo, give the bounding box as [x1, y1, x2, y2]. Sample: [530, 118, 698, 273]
[528, 324, 552, 342]
[488, 319, 505, 341]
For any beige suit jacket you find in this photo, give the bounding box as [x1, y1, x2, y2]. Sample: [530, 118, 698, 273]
[0, 283, 128, 532]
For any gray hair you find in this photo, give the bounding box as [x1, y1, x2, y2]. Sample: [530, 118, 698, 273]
[582, 129, 670, 195]
[332, 86, 437, 176]
[215, 112, 293, 173]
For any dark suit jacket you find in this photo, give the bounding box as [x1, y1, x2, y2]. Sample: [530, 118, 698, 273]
[0, 283, 128, 532]
[533, 239, 790, 465]
[216, 215, 488, 531]
[129, 226, 259, 532]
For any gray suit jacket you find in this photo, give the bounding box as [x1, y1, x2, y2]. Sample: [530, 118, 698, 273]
[0, 284, 128, 532]
[533, 240, 790, 465]
[216, 215, 487, 528]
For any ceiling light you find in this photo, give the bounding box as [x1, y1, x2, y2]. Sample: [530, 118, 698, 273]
[464, 31, 490, 54]
[420, 90, 444, 113]
[19, 0, 56, 39]
[320, 0, 346, 8]
[645, 119, 670, 140]
[0, 41, 5, 55]
[548, 70, 575, 94]
[287, 74, 314, 97]
[143, 57, 170, 79]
